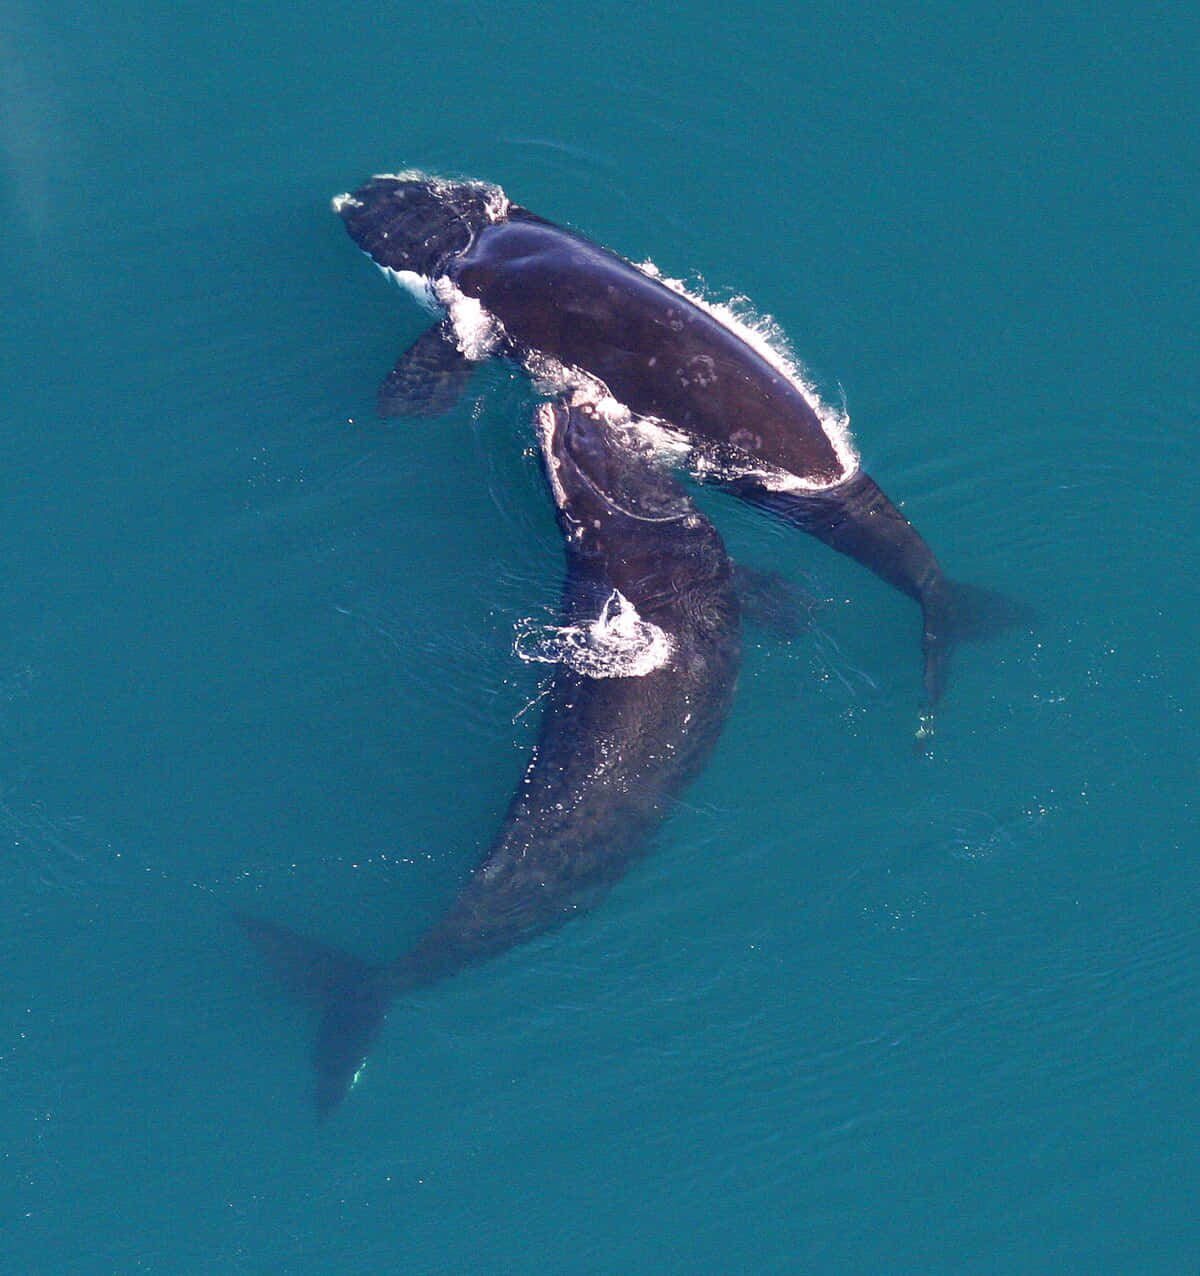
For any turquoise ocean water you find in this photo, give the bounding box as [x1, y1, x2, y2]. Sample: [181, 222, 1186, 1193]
[2, 1, 1196, 1269]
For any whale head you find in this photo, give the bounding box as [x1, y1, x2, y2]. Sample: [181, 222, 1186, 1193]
[333, 174, 507, 277]
[538, 398, 692, 531]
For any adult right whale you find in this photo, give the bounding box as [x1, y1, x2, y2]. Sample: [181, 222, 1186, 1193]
[335, 173, 1022, 717]
[240, 397, 741, 1115]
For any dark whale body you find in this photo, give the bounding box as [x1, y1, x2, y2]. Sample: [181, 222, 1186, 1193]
[242, 400, 741, 1115]
[335, 174, 1022, 710]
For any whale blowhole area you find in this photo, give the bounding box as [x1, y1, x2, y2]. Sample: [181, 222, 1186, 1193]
[514, 590, 674, 680]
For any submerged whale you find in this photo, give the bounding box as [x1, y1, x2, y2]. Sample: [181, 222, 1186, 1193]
[334, 172, 1018, 714]
[242, 398, 741, 1115]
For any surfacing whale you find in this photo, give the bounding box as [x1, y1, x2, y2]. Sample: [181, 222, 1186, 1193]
[241, 399, 741, 1115]
[334, 172, 1022, 716]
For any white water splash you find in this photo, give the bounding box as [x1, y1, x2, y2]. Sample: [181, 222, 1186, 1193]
[378, 266, 439, 312]
[432, 276, 506, 359]
[514, 590, 674, 678]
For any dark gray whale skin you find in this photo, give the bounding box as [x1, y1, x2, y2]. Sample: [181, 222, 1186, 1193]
[241, 399, 741, 1116]
[335, 174, 1021, 708]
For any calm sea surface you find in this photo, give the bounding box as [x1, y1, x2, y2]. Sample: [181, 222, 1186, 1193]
[2, 1, 1196, 1270]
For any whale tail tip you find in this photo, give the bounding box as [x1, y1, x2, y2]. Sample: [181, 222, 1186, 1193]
[236, 911, 390, 1118]
[921, 578, 1035, 709]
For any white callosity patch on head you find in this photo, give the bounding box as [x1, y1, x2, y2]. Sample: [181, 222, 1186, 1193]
[515, 590, 674, 679]
[478, 182, 511, 224]
[366, 170, 512, 223]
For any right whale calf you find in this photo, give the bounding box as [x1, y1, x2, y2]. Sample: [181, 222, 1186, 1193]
[335, 172, 1025, 713]
[241, 398, 741, 1115]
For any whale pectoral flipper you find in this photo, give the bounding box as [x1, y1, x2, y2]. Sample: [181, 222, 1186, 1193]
[731, 563, 817, 640]
[378, 321, 476, 418]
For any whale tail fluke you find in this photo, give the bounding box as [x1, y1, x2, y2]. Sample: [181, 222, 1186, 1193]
[236, 912, 390, 1118]
[920, 578, 1035, 707]
[724, 472, 1033, 712]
